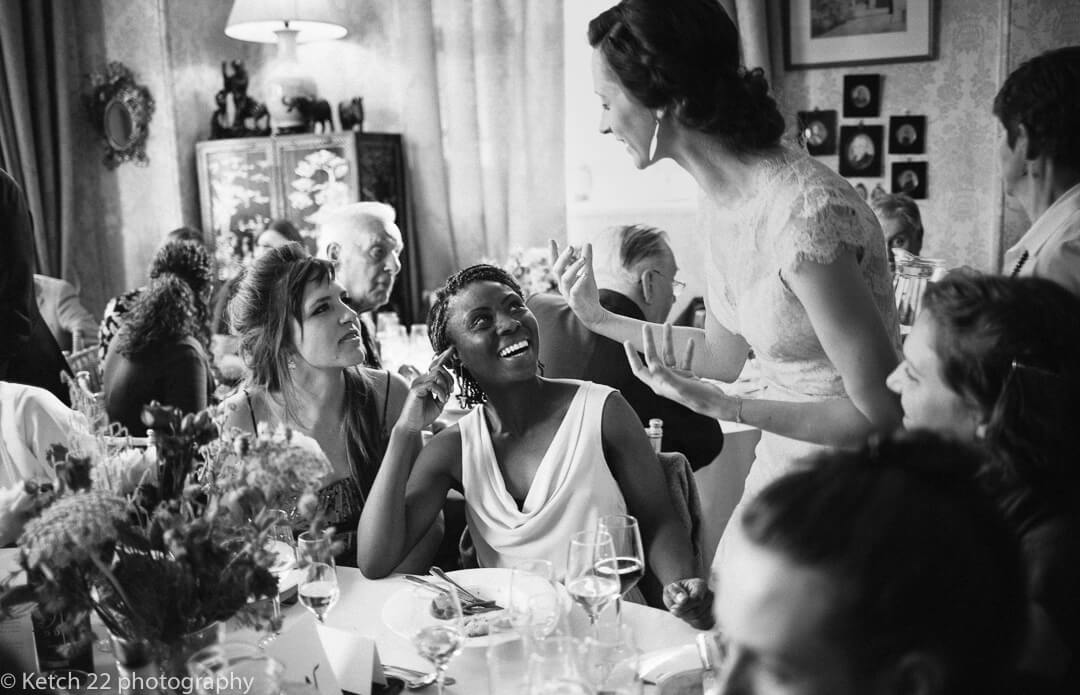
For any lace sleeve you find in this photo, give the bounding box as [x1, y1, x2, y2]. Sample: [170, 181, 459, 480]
[777, 187, 879, 274]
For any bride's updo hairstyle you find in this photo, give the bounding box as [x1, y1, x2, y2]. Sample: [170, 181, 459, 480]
[588, 0, 785, 155]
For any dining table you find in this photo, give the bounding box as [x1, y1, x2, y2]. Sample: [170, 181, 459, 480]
[0, 551, 705, 694]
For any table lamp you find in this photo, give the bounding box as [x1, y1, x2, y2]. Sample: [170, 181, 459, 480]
[225, 0, 348, 132]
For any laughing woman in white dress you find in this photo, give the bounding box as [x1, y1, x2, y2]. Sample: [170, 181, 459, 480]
[554, 0, 902, 558]
[356, 264, 711, 628]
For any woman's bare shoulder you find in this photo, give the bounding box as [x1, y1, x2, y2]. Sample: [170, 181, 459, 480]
[219, 385, 273, 434]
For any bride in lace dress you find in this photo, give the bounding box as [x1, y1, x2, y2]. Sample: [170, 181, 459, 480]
[555, 0, 902, 554]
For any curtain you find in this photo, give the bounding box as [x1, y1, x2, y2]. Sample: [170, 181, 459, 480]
[401, 0, 566, 287]
[0, 0, 75, 279]
[720, 0, 774, 82]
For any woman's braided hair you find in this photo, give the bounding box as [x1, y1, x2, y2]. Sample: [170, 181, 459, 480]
[428, 264, 525, 408]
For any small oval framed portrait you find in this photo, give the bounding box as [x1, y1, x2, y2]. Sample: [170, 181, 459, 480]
[891, 161, 928, 199]
[839, 125, 884, 177]
[843, 74, 881, 117]
[889, 115, 927, 154]
[797, 110, 837, 155]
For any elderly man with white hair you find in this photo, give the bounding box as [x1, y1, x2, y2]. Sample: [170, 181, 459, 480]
[317, 202, 404, 368]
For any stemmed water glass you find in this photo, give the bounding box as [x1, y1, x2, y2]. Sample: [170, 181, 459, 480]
[298, 562, 339, 624]
[565, 529, 620, 632]
[259, 510, 297, 646]
[406, 579, 465, 695]
[296, 527, 335, 568]
[596, 514, 645, 621]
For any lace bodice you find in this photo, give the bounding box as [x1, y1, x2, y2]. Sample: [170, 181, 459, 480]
[704, 148, 899, 399]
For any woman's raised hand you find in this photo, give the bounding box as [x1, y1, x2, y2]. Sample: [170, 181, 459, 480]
[397, 347, 456, 432]
[625, 324, 731, 419]
[550, 240, 605, 328]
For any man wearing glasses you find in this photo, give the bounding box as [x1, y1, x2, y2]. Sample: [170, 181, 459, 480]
[530, 224, 723, 470]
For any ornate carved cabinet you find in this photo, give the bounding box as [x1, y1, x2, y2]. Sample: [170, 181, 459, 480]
[196, 132, 421, 323]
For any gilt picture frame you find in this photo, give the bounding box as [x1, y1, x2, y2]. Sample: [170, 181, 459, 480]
[784, 0, 938, 70]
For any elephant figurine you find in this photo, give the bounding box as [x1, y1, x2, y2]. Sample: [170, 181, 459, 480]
[339, 97, 364, 132]
[283, 96, 334, 133]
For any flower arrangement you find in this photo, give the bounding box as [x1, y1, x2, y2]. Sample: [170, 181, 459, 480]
[500, 246, 558, 298]
[0, 402, 332, 665]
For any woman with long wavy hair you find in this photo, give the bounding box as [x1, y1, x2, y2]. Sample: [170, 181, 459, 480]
[221, 243, 441, 569]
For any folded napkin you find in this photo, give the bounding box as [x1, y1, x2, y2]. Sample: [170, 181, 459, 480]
[638, 643, 701, 684]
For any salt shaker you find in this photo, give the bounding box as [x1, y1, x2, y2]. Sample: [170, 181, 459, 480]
[646, 418, 663, 454]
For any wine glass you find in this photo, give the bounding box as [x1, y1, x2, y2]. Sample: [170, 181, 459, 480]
[596, 514, 645, 620]
[565, 529, 620, 630]
[525, 635, 592, 695]
[259, 510, 296, 646]
[581, 622, 643, 695]
[407, 579, 465, 695]
[296, 527, 335, 568]
[508, 559, 555, 619]
[298, 562, 339, 624]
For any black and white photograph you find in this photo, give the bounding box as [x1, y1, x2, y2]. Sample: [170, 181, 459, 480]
[843, 74, 882, 117]
[889, 115, 927, 154]
[798, 109, 838, 155]
[891, 160, 928, 198]
[839, 124, 884, 176]
[784, 0, 939, 69]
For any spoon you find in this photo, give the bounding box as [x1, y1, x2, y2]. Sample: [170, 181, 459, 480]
[429, 566, 502, 609]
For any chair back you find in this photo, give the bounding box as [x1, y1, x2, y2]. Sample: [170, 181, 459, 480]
[63, 346, 102, 392]
[61, 370, 108, 435]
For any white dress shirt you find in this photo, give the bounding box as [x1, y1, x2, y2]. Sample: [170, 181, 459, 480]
[1003, 182, 1080, 296]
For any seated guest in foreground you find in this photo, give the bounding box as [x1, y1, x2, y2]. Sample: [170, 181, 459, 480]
[716, 431, 1025, 695]
[887, 273, 1080, 689]
[222, 243, 440, 570]
[530, 225, 723, 470]
[357, 264, 709, 627]
[869, 193, 924, 259]
[99, 226, 206, 363]
[995, 46, 1080, 294]
[103, 243, 215, 435]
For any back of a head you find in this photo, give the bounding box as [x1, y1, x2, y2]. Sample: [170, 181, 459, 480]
[317, 202, 398, 252]
[618, 223, 669, 273]
[588, 0, 784, 153]
[993, 45, 1080, 170]
[149, 240, 213, 299]
[228, 242, 334, 391]
[116, 274, 198, 358]
[260, 219, 304, 246]
[922, 273, 1080, 485]
[870, 193, 922, 234]
[741, 431, 1025, 692]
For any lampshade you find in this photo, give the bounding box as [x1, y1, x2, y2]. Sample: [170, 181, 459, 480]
[225, 0, 348, 44]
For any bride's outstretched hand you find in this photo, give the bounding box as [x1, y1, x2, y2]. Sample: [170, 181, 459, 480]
[550, 240, 605, 328]
[626, 324, 729, 419]
[397, 347, 455, 432]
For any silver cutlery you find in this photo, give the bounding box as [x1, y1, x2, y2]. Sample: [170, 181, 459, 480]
[428, 566, 502, 609]
[403, 574, 501, 615]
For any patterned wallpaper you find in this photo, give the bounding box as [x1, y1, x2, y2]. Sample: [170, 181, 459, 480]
[768, 0, 1005, 271]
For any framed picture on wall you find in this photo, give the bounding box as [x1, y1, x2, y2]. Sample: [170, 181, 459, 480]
[783, 0, 938, 70]
[797, 109, 838, 155]
[839, 125, 884, 177]
[891, 161, 928, 198]
[843, 74, 881, 117]
[889, 115, 927, 154]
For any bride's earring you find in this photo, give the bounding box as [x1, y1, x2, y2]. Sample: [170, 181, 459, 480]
[648, 118, 661, 161]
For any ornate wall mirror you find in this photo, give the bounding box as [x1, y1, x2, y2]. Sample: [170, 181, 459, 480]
[86, 62, 155, 169]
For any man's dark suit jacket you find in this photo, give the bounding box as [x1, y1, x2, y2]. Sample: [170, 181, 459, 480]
[1, 170, 70, 404]
[527, 290, 723, 470]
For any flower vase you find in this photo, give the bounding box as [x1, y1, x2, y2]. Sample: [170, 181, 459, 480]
[110, 634, 161, 695]
[148, 429, 196, 501]
[163, 621, 225, 686]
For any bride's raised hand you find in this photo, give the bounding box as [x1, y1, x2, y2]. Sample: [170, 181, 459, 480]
[550, 240, 605, 328]
[626, 324, 729, 419]
[397, 347, 455, 432]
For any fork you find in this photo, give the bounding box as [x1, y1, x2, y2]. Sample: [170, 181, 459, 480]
[383, 665, 456, 689]
[429, 566, 503, 609]
[403, 575, 501, 614]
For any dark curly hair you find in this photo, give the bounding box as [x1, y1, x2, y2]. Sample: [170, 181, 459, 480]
[427, 264, 525, 408]
[228, 242, 384, 476]
[588, 0, 784, 155]
[922, 273, 1080, 488]
[992, 45, 1080, 170]
[114, 274, 203, 358]
[148, 240, 214, 351]
[742, 430, 1024, 693]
